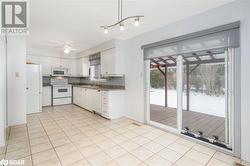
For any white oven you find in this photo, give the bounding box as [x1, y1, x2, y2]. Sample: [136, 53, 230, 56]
[51, 67, 69, 76]
[53, 85, 72, 98]
[51, 78, 72, 106]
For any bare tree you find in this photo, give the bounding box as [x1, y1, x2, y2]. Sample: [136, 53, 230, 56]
[197, 64, 223, 96]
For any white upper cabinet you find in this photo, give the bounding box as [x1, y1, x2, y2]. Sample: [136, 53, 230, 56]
[68, 59, 77, 76]
[61, 58, 77, 76]
[101, 41, 125, 76]
[101, 48, 116, 76]
[82, 57, 90, 77]
[76, 57, 90, 77]
[39, 56, 52, 76]
[26, 56, 85, 77]
[51, 57, 60, 68]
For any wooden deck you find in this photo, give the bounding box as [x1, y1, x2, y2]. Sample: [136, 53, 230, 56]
[150, 104, 225, 142]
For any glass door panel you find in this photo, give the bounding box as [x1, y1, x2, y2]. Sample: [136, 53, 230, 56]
[149, 61, 177, 129]
[181, 51, 231, 148]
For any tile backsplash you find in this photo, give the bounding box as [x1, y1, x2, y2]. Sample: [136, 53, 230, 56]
[43, 76, 51, 85]
[80, 77, 125, 86]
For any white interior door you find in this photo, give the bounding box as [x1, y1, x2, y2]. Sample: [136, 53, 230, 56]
[26, 64, 40, 114]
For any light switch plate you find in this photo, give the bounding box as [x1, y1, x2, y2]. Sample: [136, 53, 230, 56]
[15, 72, 20, 77]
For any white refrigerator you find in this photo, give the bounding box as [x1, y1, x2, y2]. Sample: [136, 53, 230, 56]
[26, 64, 42, 114]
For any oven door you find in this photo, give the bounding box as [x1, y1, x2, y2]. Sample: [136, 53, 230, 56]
[53, 86, 72, 98]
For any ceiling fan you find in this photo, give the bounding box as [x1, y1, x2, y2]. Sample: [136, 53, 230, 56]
[45, 41, 85, 54]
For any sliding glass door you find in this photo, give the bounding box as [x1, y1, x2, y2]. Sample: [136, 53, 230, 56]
[147, 49, 234, 149]
[144, 22, 239, 151]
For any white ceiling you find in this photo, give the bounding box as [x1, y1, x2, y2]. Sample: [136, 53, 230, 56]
[27, 0, 234, 55]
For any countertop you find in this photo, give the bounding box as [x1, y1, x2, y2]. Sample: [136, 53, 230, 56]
[43, 83, 125, 91]
[43, 84, 51, 87]
[72, 84, 125, 91]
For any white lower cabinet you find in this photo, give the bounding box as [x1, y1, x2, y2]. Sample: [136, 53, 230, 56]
[73, 87, 100, 113]
[73, 86, 124, 119]
[42, 86, 51, 106]
[83, 88, 101, 114]
[93, 89, 102, 114]
[101, 90, 125, 119]
[73, 87, 80, 106]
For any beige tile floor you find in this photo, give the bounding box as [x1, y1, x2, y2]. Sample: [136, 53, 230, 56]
[0, 105, 247, 166]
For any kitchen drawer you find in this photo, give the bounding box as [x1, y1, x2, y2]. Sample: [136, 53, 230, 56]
[102, 96, 109, 101]
[102, 92, 109, 98]
[102, 101, 109, 107]
[102, 109, 109, 114]
[53, 98, 72, 106]
[102, 97, 109, 103]
[102, 94, 108, 98]
[102, 104, 109, 110]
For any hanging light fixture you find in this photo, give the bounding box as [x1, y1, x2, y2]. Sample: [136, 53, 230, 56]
[63, 46, 70, 54]
[134, 18, 140, 27]
[101, 0, 144, 34]
[104, 27, 109, 34]
[120, 24, 125, 31]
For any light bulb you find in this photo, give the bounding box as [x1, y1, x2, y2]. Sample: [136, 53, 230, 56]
[120, 24, 124, 31]
[104, 27, 108, 34]
[134, 18, 139, 27]
[64, 47, 70, 54]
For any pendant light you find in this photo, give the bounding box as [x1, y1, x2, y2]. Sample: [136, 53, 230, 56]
[101, 0, 144, 34]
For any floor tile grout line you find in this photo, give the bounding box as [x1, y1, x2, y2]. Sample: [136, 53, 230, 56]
[28, 122, 51, 155]
[5, 126, 31, 160]
[4, 125, 11, 158]
[36, 113, 63, 166]
[25, 123, 34, 166]
[46, 106, 92, 165]
[172, 142, 209, 165]
[205, 151, 216, 166]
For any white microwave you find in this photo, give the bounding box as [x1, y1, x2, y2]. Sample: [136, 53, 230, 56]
[51, 67, 69, 76]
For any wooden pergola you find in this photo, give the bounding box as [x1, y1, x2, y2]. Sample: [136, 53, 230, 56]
[150, 50, 225, 111]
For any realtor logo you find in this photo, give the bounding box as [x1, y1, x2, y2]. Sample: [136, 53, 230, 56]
[1, 0, 29, 35]
[2, 1, 27, 27]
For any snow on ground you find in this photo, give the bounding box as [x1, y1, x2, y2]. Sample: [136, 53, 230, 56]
[150, 88, 225, 117]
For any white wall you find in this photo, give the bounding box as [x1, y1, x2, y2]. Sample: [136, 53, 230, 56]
[124, 0, 250, 161]
[0, 36, 7, 147]
[7, 36, 27, 126]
